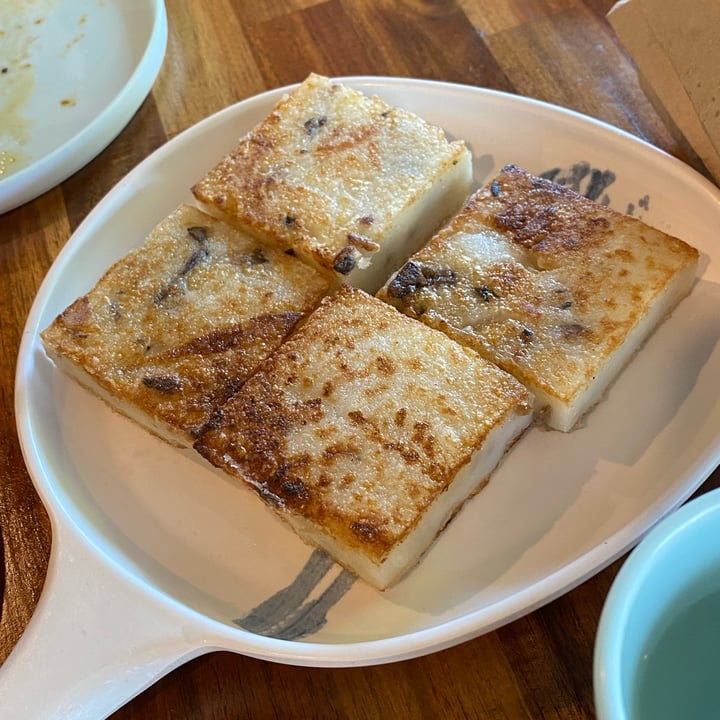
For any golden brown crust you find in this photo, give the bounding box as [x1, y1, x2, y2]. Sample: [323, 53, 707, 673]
[379, 164, 699, 428]
[195, 285, 532, 565]
[192, 73, 470, 279]
[41, 204, 332, 445]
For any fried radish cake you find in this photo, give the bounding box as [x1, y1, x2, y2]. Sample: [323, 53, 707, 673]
[41, 204, 332, 447]
[378, 164, 699, 432]
[192, 73, 472, 293]
[195, 285, 533, 589]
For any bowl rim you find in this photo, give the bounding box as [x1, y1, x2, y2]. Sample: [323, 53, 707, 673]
[593, 486, 720, 719]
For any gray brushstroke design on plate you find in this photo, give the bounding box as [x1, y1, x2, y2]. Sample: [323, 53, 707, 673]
[234, 549, 355, 640]
[540, 160, 650, 216]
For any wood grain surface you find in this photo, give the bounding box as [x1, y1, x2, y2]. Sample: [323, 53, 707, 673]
[1, 1, 718, 718]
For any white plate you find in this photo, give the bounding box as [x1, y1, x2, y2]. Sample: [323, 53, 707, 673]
[7, 77, 720, 716]
[0, 0, 167, 214]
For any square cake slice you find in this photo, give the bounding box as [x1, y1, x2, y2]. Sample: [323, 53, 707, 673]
[378, 164, 700, 432]
[192, 73, 472, 293]
[41, 204, 332, 448]
[194, 285, 533, 589]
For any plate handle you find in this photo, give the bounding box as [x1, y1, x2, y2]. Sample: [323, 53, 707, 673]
[0, 519, 210, 719]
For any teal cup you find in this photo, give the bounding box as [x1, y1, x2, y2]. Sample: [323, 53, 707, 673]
[594, 487, 720, 720]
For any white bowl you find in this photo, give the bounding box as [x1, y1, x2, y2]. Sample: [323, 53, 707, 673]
[0, 0, 167, 214]
[594, 486, 720, 720]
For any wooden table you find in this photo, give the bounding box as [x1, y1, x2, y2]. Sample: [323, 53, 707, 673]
[1, 1, 718, 718]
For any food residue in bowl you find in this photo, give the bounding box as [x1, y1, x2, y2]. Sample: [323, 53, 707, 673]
[0, 0, 47, 177]
[0, 0, 87, 180]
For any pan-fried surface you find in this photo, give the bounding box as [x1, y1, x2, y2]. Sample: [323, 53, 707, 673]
[41, 204, 332, 446]
[378, 164, 699, 431]
[195, 286, 533, 589]
[192, 73, 472, 292]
